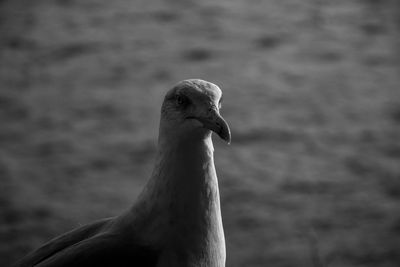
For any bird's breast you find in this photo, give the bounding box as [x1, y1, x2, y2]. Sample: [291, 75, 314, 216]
[127, 138, 226, 266]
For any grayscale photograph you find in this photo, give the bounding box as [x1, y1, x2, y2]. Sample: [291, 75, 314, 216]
[1, 0, 399, 266]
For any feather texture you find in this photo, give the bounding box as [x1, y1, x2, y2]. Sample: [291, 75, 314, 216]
[14, 79, 228, 267]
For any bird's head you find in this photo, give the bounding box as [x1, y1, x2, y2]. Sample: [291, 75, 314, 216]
[160, 79, 231, 144]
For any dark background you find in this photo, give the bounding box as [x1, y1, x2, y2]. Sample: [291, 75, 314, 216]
[1, 0, 400, 266]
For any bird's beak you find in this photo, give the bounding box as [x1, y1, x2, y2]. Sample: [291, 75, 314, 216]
[195, 108, 231, 144]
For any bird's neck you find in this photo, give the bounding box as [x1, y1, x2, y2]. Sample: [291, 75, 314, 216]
[142, 131, 221, 223]
[131, 129, 225, 257]
[153, 130, 219, 213]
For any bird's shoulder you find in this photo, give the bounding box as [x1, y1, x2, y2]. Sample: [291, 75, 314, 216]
[13, 217, 113, 267]
[14, 216, 160, 267]
[34, 231, 159, 267]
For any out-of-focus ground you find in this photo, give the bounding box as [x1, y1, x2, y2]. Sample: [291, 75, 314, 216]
[1, 0, 400, 266]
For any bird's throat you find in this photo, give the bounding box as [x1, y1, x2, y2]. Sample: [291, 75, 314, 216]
[132, 134, 224, 250]
[150, 135, 218, 217]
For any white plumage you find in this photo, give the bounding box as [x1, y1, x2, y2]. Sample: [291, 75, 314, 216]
[14, 79, 231, 267]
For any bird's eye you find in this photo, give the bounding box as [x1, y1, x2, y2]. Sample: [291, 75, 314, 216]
[175, 94, 190, 107]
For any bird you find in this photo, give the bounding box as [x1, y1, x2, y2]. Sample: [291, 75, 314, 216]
[14, 79, 231, 267]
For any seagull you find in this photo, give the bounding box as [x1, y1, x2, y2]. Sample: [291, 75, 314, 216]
[14, 79, 231, 267]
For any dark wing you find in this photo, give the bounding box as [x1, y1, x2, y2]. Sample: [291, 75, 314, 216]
[35, 233, 159, 267]
[13, 217, 114, 267]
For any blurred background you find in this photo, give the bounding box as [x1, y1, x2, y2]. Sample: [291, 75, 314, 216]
[1, 0, 400, 266]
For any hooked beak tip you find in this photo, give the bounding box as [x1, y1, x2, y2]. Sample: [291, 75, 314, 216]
[213, 115, 231, 145]
[218, 127, 231, 144]
[189, 110, 231, 145]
